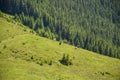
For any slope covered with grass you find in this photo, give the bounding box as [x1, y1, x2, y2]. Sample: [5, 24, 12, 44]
[0, 13, 120, 80]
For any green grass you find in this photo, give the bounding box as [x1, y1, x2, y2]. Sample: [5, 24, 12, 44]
[0, 13, 120, 80]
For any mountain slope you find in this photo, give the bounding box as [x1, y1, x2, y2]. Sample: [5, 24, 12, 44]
[0, 13, 120, 80]
[0, 0, 120, 58]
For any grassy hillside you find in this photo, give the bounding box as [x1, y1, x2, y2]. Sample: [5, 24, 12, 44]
[0, 13, 120, 80]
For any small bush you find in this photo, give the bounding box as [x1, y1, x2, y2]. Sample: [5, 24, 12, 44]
[37, 61, 43, 66]
[105, 72, 110, 75]
[23, 29, 27, 32]
[48, 60, 52, 65]
[31, 56, 34, 60]
[3, 45, 7, 49]
[12, 50, 19, 53]
[11, 36, 14, 38]
[6, 29, 9, 32]
[22, 42, 26, 45]
[59, 54, 73, 66]
[42, 59, 53, 65]
[30, 30, 34, 34]
[39, 62, 43, 66]
[98, 71, 110, 76]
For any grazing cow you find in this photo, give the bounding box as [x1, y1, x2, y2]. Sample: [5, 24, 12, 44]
[75, 46, 78, 49]
[53, 38, 56, 41]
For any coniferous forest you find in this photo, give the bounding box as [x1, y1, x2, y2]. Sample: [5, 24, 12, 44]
[0, 0, 120, 58]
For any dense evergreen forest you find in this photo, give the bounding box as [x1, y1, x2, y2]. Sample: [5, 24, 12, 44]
[0, 0, 120, 58]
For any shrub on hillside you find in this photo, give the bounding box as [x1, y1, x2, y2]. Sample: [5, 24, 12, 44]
[23, 29, 27, 32]
[36, 61, 43, 66]
[3, 45, 7, 49]
[22, 42, 26, 45]
[48, 60, 52, 65]
[59, 54, 73, 66]
[30, 56, 53, 66]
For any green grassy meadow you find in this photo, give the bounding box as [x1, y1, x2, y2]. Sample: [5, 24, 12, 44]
[0, 13, 120, 80]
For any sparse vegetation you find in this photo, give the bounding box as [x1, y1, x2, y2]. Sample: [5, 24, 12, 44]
[105, 72, 111, 75]
[23, 29, 27, 32]
[3, 45, 7, 49]
[48, 60, 52, 65]
[98, 71, 111, 76]
[22, 42, 26, 45]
